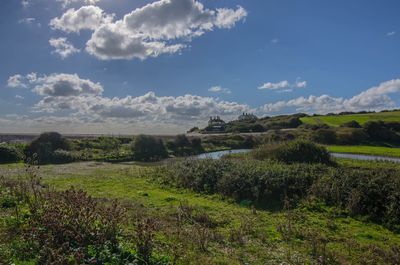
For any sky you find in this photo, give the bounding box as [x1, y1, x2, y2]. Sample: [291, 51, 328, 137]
[1, 0, 400, 134]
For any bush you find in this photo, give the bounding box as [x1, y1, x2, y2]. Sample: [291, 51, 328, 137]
[313, 167, 400, 231]
[25, 132, 70, 163]
[160, 159, 328, 209]
[0, 145, 22, 164]
[25, 189, 125, 264]
[312, 129, 337, 144]
[340, 120, 362, 128]
[252, 140, 333, 165]
[363, 121, 400, 144]
[132, 135, 168, 161]
[51, 149, 78, 164]
[336, 128, 368, 145]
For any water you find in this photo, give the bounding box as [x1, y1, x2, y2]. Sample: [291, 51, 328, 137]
[195, 149, 251, 159]
[331, 152, 400, 163]
[195, 149, 400, 163]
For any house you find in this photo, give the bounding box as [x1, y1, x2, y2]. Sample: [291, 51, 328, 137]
[208, 116, 226, 132]
[238, 112, 257, 121]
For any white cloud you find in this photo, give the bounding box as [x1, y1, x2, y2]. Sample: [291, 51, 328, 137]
[271, 38, 279, 44]
[15, 95, 24, 100]
[7, 75, 27, 88]
[18, 17, 41, 27]
[258, 80, 290, 90]
[258, 79, 307, 91]
[57, 0, 101, 9]
[261, 79, 400, 114]
[387, 31, 396, 37]
[35, 91, 249, 122]
[295, 80, 307, 88]
[208, 85, 231, 94]
[7, 73, 103, 97]
[21, 0, 30, 8]
[32, 73, 104, 97]
[50, 6, 114, 33]
[49, 37, 80, 58]
[51, 0, 247, 60]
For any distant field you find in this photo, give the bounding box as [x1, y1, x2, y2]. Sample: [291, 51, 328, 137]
[300, 111, 400, 127]
[327, 145, 400, 158]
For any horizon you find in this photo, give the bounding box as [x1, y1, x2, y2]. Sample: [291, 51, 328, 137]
[2, 0, 400, 134]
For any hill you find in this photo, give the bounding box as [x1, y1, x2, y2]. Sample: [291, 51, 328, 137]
[300, 110, 400, 127]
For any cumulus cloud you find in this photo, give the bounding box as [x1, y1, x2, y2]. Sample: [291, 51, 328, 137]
[7, 73, 103, 97]
[258, 79, 307, 91]
[50, 6, 114, 33]
[261, 79, 400, 114]
[32, 73, 103, 97]
[49, 37, 80, 58]
[57, 0, 101, 9]
[35, 91, 249, 121]
[50, 0, 247, 60]
[258, 80, 290, 90]
[208, 86, 231, 94]
[7, 75, 27, 88]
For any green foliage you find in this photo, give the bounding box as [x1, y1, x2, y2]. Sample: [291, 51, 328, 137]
[312, 129, 337, 144]
[25, 132, 70, 164]
[336, 128, 368, 145]
[161, 159, 327, 209]
[340, 120, 362, 128]
[300, 110, 400, 127]
[132, 135, 168, 162]
[363, 121, 400, 144]
[252, 140, 333, 165]
[313, 166, 400, 232]
[0, 144, 22, 164]
[167, 135, 204, 156]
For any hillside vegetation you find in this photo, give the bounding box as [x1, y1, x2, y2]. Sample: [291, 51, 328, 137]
[300, 110, 400, 127]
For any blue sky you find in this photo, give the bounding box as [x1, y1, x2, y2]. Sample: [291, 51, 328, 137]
[1, 0, 400, 134]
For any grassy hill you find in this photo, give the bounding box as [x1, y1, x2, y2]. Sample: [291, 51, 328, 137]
[300, 110, 400, 127]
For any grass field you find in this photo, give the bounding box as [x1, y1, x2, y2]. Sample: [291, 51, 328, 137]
[1, 161, 400, 264]
[327, 145, 400, 158]
[300, 111, 400, 127]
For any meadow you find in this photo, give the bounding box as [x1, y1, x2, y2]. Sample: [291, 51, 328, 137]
[1, 155, 400, 264]
[300, 111, 400, 127]
[326, 145, 400, 158]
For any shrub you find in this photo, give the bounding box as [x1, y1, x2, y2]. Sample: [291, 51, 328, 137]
[313, 167, 400, 231]
[26, 189, 123, 263]
[336, 128, 368, 145]
[340, 120, 362, 128]
[312, 129, 337, 144]
[363, 121, 400, 144]
[252, 140, 333, 165]
[161, 159, 328, 209]
[51, 149, 78, 164]
[25, 132, 70, 163]
[132, 135, 168, 161]
[0, 145, 22, 164]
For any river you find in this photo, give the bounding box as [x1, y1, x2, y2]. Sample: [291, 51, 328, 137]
[195, 149, 400, 163]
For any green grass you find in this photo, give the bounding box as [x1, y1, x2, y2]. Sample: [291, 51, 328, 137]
[327, 145, 400, 158]
[300, 111, 400, 127]
[1, 161, 400, 264]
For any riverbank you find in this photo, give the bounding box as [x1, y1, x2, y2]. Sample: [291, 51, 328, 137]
[326, 145, 400, 158]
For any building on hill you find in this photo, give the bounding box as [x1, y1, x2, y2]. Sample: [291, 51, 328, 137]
[238, 112, 258, 121]
[208, 116, 226, 132]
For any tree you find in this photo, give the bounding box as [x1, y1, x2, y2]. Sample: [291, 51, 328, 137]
[25, 132, 70, 163]
[132, 135, 168, 162]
